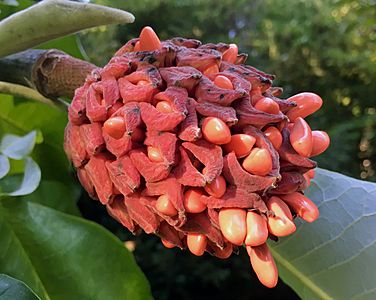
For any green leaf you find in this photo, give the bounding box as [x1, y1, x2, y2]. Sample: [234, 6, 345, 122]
[0, 94, 79, 214]
[0, 0, 135, 57]
[6, 157, 41, 196]
[37, 34, 87, 60]
[20, 180, 81, 216]
[0, 154, 10, 179]
[0, 97, 71, 185]
[0, 94, 13, 118]
[0, 174, 23, 194]
[0, 131, 37, 160]
[0, 199, 152, 300]
[0, 274, 40, 300]
[0, 0, 35, 21]
[270, 168, 376, 300]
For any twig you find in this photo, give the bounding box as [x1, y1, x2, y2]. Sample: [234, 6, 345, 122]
[0, 81, 69, 110]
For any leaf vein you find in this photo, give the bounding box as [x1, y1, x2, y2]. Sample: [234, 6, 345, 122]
[352, 286, 376, 300]
[311, 240, 376, 278]
[292, 213, 376, 263]
[270, 247, 333, 300]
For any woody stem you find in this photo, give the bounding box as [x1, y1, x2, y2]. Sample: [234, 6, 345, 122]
[0, 49, 96, 99]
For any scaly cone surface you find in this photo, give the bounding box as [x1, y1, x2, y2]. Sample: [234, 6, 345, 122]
[64, 26, 330, 288]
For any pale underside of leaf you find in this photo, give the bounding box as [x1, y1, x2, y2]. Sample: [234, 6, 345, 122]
[269, 168, 376, 300]
[0, 155, 10, 179]
[7, 157, 41, 196]
[0, 131, 37, 160]
[0, 0, 135, 57]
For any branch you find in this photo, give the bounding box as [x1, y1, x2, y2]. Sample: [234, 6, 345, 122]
[0, 81, 55, 106]
[0, 49, 96, 99]
[0, 81, 68, 110]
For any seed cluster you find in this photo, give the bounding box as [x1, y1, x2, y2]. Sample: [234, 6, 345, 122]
[64, 27, 330, 288]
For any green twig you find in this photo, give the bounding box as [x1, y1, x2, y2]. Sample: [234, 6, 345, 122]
[0, 81, 67, 110]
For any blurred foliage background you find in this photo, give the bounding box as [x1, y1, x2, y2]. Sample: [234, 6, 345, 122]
[1, 0, 375, 299]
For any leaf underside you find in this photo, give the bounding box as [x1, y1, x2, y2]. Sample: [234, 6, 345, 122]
[0, 0, 135, 57]
[270, 168, 376, 300]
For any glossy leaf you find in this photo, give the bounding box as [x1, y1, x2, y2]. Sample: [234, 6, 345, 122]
[270, 168, 376, 300]
[0, 274, 40, 300]
[0, 0, 135, 57]
[0, 154, 10, 179]
[0, 199, 152, 300]
[19, 180, 80, 216]
[0, 131, 37, 160]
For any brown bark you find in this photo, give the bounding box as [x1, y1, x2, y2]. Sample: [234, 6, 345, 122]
[0, 49, 96, 99]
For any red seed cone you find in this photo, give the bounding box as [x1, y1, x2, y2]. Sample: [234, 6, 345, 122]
[64, 26, 330, 288]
